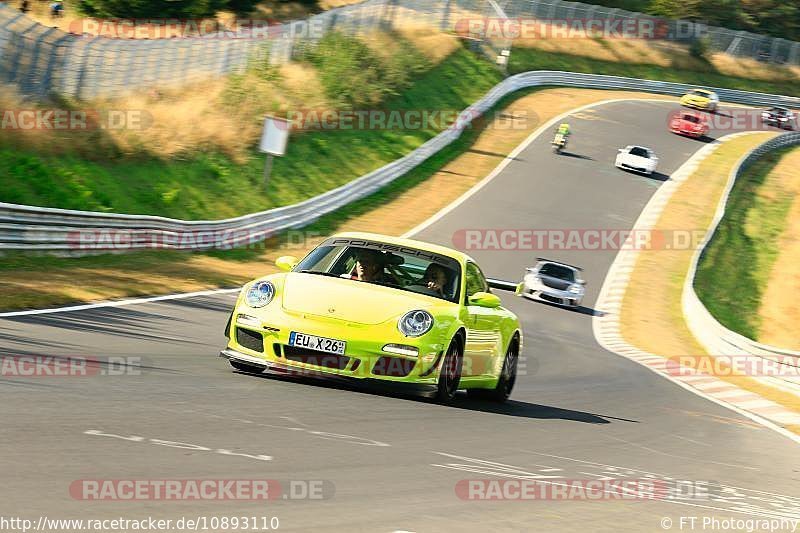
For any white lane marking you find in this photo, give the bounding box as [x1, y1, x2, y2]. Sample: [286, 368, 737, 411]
[601, 434, 760, 471]
[84, 429, 273, 462]
[0, 98, 678, 319]
[402, 97, 678, 239]
[672, 434, 713, 447]
[593, 130, 800, 446]
[432, 452, 800, 520]
[524, 451, 799, 499]
[0, 288, 240, 318]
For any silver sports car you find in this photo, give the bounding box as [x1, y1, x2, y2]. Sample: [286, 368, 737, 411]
[521, 259, 585, 308]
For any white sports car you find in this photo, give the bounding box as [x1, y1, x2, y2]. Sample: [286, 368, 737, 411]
[615, 145, 659, 175]
[521, 259, 585, 308]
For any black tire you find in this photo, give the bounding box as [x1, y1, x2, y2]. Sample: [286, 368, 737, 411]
[229, 360, 265, 374]
[435, 336, 463, 403]
[468, 337, 519, 403]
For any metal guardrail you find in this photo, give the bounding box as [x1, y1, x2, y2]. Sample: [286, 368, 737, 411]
[2, 0, 800, 99]
[2, 70, 800, 255]
[682, 131, 800, 393]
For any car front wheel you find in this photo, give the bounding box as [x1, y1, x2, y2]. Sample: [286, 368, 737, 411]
[435, 337, 463, 403]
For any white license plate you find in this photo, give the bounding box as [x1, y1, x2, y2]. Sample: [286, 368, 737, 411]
[288, 332, 346, 355]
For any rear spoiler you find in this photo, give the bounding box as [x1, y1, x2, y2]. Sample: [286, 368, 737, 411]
[535, 257, 583, 271]
[487, 278, 524, 295]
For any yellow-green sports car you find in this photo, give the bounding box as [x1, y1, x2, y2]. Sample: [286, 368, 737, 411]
[220, 232, 523, 402]
[679, 88, 719, 112]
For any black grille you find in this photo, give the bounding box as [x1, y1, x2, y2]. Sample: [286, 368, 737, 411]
[236, 327, 264, 353]
[540, 276, 571, 291]
[372, 356, 416, 377]
[539, 293, 563, 304]
[283, 346, 350, 370]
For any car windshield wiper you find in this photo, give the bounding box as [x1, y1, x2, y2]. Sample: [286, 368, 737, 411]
[299, 270, 343, 278]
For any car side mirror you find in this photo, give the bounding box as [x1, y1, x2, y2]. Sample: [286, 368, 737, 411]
[469, 292, 502, 308]
[577, 279, 586, 285]
[276, 255, 298, 272]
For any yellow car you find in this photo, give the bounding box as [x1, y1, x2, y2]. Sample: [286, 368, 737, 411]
[680, 89, 719, 112]
[220, 232, 523, 403]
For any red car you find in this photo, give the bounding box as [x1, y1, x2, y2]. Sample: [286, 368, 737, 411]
[669, 110, 709, 138]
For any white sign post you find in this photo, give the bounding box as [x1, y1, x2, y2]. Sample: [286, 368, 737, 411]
[259, 116, 291, 186]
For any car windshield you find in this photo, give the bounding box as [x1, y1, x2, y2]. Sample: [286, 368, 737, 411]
[294, 238, 462, 303]
[683, 114, 700, 123]
[629, 147, 649, 158]
[690, 90, 709, 96]
[537, 263, 576, 282]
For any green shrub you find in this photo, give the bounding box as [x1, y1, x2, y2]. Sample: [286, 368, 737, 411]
[689, 36, 711, 61]
[305, 32, 429, 109]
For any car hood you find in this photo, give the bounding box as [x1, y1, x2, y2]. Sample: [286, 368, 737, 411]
[674, 119, 704, 128]
[623, 154, 654, 165]
[280, 272, 440, 325]
[538, 275, 572, 291]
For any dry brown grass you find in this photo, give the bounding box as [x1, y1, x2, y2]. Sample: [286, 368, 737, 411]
[395, 24, 461, 62]
[512, 26, 800, 84]
[756, 147, 800, 350]
[620, 132, 800, 420]
[0, 87, 675, 311]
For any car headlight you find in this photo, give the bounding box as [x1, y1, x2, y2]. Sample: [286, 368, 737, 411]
[398, 310, 434, 337]
[568, 283, 584, 294]
[245, 281, 275, 308]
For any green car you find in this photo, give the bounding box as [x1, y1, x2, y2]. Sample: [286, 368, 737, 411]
[220, 232, 524, 402]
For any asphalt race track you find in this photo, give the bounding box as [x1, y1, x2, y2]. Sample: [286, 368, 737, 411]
[2, 99, 799, 532]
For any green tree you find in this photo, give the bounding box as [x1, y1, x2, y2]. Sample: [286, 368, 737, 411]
[78, 0, 230, 18]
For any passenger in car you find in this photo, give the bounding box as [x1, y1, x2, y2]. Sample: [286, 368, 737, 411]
[352, 249, 394, 284]
[419, 264, 450, 297]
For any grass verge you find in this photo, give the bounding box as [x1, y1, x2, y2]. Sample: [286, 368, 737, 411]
[619, 132, 800, 424]
[0, 87, 673, 311]
[743, 148, 800, 350]
[509, 48, 800, 96]
[695, 146, 800, 341]
[0, 44, 498, 219]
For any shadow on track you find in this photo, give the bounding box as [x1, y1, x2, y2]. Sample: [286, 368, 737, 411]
[229, 368, 637, 425]
[521, 298, 605, 317]
[451, 398, 639, 424]
[559, 151, 595, 161]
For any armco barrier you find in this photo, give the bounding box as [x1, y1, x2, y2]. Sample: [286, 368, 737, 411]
[682, 131, 800, 394]
[2, 0, 800, 99]
[1, 71, 800, 255]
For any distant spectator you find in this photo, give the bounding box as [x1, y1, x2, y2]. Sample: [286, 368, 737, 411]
[49, 0, 63, 18]
[20, 0, 30, 13]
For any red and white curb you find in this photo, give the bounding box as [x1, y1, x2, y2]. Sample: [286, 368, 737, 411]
[593, 131, 800, 444]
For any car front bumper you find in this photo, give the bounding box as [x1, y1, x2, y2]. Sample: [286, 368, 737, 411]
[670, 125, 705, 137]
[219, 347, 440, 394]
[522, 284, 583, 307]
[616, 161, 655, 174]
[223, 309, 448, 384]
